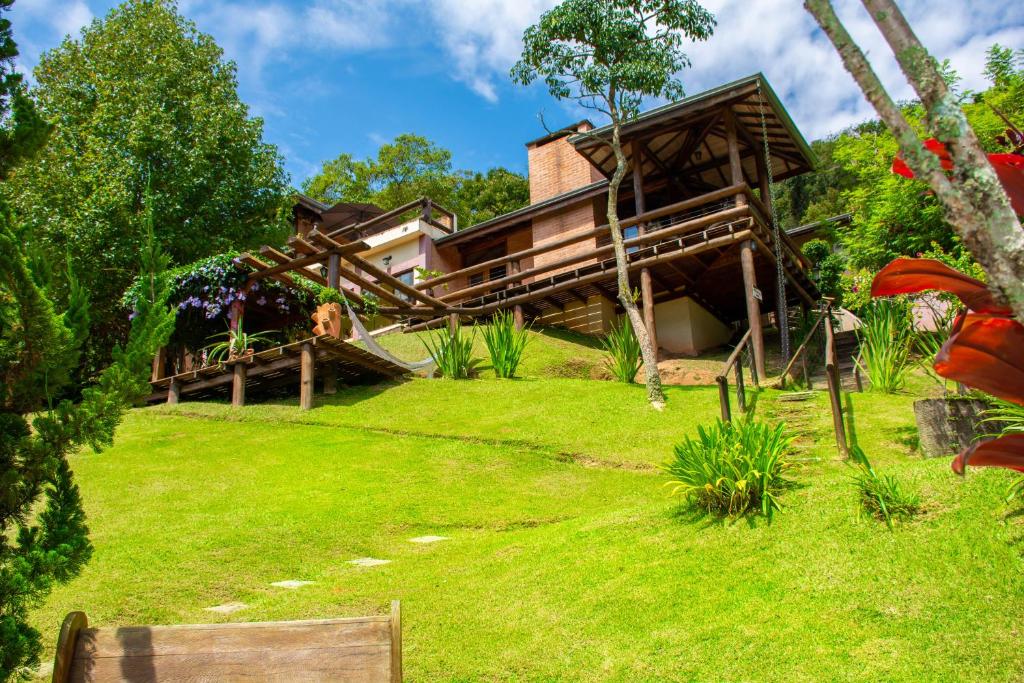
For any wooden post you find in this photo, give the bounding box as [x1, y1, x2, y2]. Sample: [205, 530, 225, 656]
[724, 110, 748, 208]
[167, 377, 180, 405]
[740, 240, 765, 380]
[300, 342, 315, 410]
[513, 305, 525, 331]
[151, 346, 166, 382]
[717, 376, 731, 422]
[632, 143, 658, 359]
[748, 346, 759, 388]
[448, 313, 459, 336]
[231, 362, 246, 407]
[853, 359, 864, 393]
[327, 253, 341, 290]
[734, 361, 746, 413]
[824, 314, 849, 458]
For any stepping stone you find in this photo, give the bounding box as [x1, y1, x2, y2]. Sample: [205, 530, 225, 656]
[348, 557, 391, 567]
[270, 580, 314, 589]
[409, 535, 449, 544]
[204, 602, 248, 614]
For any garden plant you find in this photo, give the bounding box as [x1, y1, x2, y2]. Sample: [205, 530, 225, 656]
[481, 310, 530, 379]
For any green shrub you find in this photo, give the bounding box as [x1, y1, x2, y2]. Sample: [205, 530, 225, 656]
[422, 323, 478, 379]
[982, 400, 1024, 502]
[481, 309, 530, 378]
[601, 318, 641, 384]
[849, 445, 920, 528]
[855, 298, 914, 393]
[662, 419, 793, 520]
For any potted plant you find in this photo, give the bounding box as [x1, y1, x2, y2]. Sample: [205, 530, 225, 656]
[205, 316, 276, 364]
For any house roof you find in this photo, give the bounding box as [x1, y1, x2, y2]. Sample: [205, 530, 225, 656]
[569, 73, 816, 184]
[786, 213, 852, 239]
[293, 193, 331, 215]
[434, 179, 609, 246]
[523, 120, 594, 148]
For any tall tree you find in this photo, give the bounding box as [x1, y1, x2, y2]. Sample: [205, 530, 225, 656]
[0, 4, 176, 678]
[511, 0, 715, 409]
[805, 0, 1024, 322]
[9, 0, 289, 374]
[302, 133, 529, 227]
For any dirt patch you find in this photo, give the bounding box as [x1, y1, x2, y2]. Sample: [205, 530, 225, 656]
[652, 359, 719, 386]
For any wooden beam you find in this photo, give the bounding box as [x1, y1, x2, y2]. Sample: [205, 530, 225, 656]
[300, 341, 315, 410]
[343, 252, 447, 308]
[232, 362, 246, 407]
[724, 110, 747, 208]
[167, 377, 180, 405]
[740, 239, 765, 379]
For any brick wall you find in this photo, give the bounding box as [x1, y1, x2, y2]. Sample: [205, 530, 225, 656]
[528, 199, 602, 280]
[526, 122, 604, 204]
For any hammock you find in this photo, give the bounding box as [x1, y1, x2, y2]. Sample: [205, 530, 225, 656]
[339, 295, 437, 374]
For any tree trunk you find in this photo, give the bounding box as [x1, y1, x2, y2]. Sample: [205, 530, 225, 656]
[805, 0, 1024, 322]
[607, 115, 666, 409]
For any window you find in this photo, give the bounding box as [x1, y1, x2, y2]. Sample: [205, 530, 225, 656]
[395, 270, 415, 302]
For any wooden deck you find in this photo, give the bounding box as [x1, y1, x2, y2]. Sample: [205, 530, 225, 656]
[148, 335, 407, 404]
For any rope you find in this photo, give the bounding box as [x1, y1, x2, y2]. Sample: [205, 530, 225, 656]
[336, 290, 436, 373]
[756, 80, 791, 363]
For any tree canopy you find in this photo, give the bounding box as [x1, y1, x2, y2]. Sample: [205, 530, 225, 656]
[301, 133, 529, 228]
[776, 44, 1024, 308]
[8, 0, 289, 373]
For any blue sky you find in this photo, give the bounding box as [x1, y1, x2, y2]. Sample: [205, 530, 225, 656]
[10, 0, 1024, 187]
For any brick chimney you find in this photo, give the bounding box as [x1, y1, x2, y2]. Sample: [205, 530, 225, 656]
[526, 121, 604, 204]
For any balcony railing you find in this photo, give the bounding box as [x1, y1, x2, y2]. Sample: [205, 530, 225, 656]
[412, 184, 811, 309]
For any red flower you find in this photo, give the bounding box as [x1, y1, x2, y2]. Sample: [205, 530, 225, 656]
[891, 139, 1024, 215]
[871, 258, 1024, 476]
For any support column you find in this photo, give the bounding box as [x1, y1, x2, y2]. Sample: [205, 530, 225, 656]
[327, 253, 341, 289]
[724, 109, 747, 208]
[513, 305, 525, 331]
[232, 362, 246, 407]
[448, 313, 459, 336]
[167, 377, 180, 405]
[300, 342, 315, 410]
[632, 143, 658, 359]
[323, 253, 341, 391]
[151, 346, 166, 382]
[740, 240, 765, 380]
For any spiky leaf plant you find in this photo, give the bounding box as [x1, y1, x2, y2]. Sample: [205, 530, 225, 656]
[481, 309, 530, 379]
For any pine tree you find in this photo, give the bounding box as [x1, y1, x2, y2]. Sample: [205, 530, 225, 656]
[0, 4, 176, 678]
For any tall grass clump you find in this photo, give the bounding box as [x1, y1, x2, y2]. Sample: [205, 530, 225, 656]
[983, 399, 1024, 502]
[481, 310, 530, 378]
[422, 324, 478, 379]
[601, 317, 641, 383]
[855, 297, 914, 393]
[849, 445, 920, 529]
[662, 419, 793, 520]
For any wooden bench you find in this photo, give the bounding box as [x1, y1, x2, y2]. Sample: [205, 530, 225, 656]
[51, 601, 402, 682]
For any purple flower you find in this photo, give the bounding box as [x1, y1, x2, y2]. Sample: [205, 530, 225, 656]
[257, 296, 267, 306]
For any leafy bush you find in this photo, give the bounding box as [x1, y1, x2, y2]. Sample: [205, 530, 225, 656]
[982, 400, 1024, 502]
[601, 318, 641, 383]
[662, 419, 793, 520]
[849, 445, 920, 528]
[481, 310, 530, 378]
[855, 297, 914, 393]
[422, 323, 478, 379]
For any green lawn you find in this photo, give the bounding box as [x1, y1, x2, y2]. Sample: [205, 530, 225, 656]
[32, 331, 1024, 681]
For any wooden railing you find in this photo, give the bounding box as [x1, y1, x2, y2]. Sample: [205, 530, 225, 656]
[327, 197, 457, 241]
[777, 303, 830, 390]
[715, 328, 758, 422]
[824, 308, 850, 458]
[415, 184, 750, 298]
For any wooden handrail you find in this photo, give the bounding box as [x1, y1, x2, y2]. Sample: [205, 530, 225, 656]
[440, 205, 749, 303]
[327, 197, 431, 240]
[716, 328, 753, 381]
[777, 305, 829, 388]
[416, 184, 746, 291]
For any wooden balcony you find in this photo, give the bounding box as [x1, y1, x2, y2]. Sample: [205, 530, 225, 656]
[401, 184, 817, 327]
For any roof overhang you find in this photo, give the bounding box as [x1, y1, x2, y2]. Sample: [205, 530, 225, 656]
[569, 73, 815, 186]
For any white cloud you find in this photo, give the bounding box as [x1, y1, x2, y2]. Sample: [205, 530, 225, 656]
[425, 0, 558, 102]
[419, 0, 1023, 139]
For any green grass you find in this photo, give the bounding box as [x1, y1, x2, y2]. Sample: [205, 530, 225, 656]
[30, 333, 1024, 681]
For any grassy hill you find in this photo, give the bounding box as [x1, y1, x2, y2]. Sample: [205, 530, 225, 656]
[31, 329, 1024, 681]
